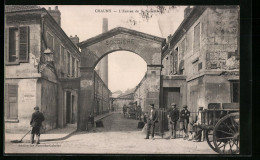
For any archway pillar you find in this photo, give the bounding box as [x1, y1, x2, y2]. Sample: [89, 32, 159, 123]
[78, 67, 94, 131]
[144, 65, 162, 111]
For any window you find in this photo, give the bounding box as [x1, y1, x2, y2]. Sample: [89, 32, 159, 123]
[76, 60, 78, 77]
[60, 45, 65, 64]
[46, 32, 54, 51]
[180, 38, 186, 58]
[193, 22, 200, 54]
[67, 52, 71, 76]
[5, 84, 18, 119]
[231, 81, 240, 103]
[173, 47, 178, 74]
[6, 26, 29, 64]
[72, 57, 75, 77]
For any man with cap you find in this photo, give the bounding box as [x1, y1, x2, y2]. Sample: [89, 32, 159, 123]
[168, 103, 179, 139]
[30, 106, 45, 144]
[144, 104, 158, 140]
[179, 105, 190, 139]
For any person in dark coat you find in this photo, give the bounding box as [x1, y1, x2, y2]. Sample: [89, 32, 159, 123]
[30, 106, 45, 144]
[136, 105, 142, 120]
[123, 104, 127, 118]
[168, 103, 179, 139]
[144, 104, 158, 140]
[179, 105, 190, 139]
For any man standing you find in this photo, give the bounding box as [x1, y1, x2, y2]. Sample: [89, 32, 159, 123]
[179, 105, 190, 139]
[168, 103, 179, 139]
[30, 106, 45, 144]
[123, 104, 127, 118]
[193, 107, 204, 142]
[136, 105, 142, 120]
[144, 104, 158, 140]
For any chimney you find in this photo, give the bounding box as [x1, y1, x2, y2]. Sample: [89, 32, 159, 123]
[69, 35, 79, 48]
[103, 18, 108, 33]
[184, 6, 193, 19]
[47, 6, 61, 26]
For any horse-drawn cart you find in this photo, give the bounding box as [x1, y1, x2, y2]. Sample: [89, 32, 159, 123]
[199, 103, 239, 154]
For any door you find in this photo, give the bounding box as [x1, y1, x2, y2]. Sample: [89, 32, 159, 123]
[71, 95, 75, 123]
[163, 87, 180, 109]
[162, 87, 180, 130]
[66, 91, 71, 124]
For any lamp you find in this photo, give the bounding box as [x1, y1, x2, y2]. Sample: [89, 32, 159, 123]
[43, 48, 54, 62]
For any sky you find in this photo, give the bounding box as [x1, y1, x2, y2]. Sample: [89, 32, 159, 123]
[40, 5, 187, 92]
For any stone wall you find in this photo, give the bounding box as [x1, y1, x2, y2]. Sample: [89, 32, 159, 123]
[93, 72, 110, 115]
[5, 79, 38, 133]
[205, 7, 239, 71]
[162, 7, 239, 79]
[40, 78, 58, 131]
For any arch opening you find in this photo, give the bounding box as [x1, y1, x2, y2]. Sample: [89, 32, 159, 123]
[95, 50, 147, 93]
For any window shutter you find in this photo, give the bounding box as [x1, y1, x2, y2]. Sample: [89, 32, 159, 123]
[4, 84, 9, 118]
[19, 26, 29, 62]
[8, 85, 18, 119]
[5, 28, 9, 63]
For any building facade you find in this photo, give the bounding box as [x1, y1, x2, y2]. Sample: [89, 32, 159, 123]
[161, 6, 240, 120]
[4, 6, 81, 133]
[93, 71, 111, 116]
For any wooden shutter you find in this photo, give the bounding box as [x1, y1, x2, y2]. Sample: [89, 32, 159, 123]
[4, 84, 9, 118]
[173, 49, 178, 74]
[8, 85, 18, 119]
[5, 28, 9, 63]
[193, 23, 200, 54]
[5, 84, 18, 119]
[19, 26, 29, 62]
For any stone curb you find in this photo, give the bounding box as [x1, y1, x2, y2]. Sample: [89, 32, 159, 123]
[94, 112, 114, 122]
[40, 112, 114, 142]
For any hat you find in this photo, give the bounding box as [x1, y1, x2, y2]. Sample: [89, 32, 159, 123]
[34, 106, 39, 110]
[183, 105, 188, 108]
[150, 104, 154, 108]
[171, 103, 176, 106]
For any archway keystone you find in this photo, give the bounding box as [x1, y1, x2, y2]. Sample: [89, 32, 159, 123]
[78, 27, 164, 131]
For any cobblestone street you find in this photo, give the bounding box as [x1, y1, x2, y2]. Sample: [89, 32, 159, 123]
[5, 112, 216, 154]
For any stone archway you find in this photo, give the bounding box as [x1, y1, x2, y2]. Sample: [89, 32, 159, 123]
[77, 27, 164, 131]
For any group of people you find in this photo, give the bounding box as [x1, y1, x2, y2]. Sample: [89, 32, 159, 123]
[123, 103, 142, 120]
[144, 103, 204, 142]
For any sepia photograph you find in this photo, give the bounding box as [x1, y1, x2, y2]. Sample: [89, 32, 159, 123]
[4, 5, 241, 154]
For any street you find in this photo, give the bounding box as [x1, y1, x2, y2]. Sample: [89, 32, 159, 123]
[5, 112, 216, 154]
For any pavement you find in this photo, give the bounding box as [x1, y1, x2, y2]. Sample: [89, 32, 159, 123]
[5, 112, 217, 154]
[5, 112, 114, 143]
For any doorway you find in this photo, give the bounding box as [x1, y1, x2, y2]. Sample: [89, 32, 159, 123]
[71, 95, 75, 123]
[163, 87, 180, 109]
[66, 91, 71, 124]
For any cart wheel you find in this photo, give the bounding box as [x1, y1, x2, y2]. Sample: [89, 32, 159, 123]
[206, 129, 218, 153]
[213, 112, 239, 154]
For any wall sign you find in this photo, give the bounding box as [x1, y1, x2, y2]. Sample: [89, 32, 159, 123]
[105, 39, 134, 46]
[81, 80, 93, 88]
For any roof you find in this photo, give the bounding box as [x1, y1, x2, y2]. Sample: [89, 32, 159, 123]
[78, 27, 165, 48]
[5, 5, 41, 12]
[118, 88, 135, 97]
